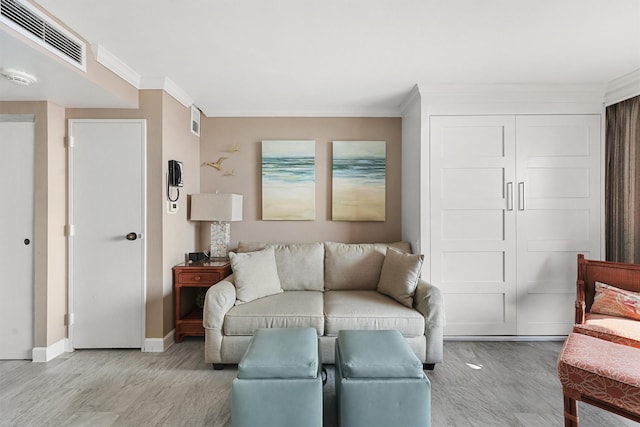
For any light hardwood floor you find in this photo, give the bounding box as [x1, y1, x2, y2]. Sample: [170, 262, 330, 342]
[0, 339, 635, 427]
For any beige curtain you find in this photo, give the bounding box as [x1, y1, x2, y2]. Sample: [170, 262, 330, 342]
[605, 95, 640, 263]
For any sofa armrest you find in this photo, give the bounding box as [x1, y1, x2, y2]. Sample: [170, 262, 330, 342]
[414, 279, 445, 365]
[414, 279, 445, 329]
[203, 275, 236, 330]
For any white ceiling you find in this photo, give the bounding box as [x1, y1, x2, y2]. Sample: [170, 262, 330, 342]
[3, 0, 640, 116]
[0, 26, 137, 109]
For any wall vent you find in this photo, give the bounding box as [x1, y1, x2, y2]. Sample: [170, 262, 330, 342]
[191, 105, 201, 137]
[1, 0, 86, 70]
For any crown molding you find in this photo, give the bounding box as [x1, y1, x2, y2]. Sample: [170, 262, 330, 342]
[200, 106, 402, 118]
[604, 69, 640, 106]
[399, 84, 421, 115]
[92, 44, 194, 108]
[139, 76, 193, 108]
[92, 44, 140, 88]
[417, 83, 607, 105]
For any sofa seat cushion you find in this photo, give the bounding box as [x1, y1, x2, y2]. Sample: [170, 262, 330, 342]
[324, 290, 425, 337]
[579, 313, 640, 348]
[225, 291, 324, 336]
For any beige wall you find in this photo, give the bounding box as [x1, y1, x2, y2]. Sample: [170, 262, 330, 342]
[199, 117, 402, 249]
[45, 102, 68, 345]
[161, 92, 199, 336]
[0, 101, 67, 347]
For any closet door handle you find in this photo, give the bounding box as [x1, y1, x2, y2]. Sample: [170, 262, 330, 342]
[518, 182, 525, 211]
[506, 182, 513, 211]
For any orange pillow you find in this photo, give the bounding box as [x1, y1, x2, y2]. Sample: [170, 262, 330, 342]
[591, 281, 640, 321]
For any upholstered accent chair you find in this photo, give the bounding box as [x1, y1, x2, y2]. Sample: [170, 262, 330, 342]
[557, 255, 640, 426]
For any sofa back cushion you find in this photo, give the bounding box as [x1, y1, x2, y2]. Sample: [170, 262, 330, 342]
[237, 241, 324, 291]
[324, 242, 411, 290]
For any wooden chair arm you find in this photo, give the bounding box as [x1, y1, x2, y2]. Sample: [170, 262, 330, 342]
[575, 279, 586, 324]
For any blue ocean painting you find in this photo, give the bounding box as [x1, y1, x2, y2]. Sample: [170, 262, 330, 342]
[332, 141, 386, 221]
[262, 140, 316, 220]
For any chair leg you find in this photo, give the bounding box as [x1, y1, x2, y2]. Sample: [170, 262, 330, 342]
[563, 392, 579, 427]
[212, 363, 224, 370]
[423, 363, 435, 371]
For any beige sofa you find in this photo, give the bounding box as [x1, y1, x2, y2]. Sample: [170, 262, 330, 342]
[203, 241, 445, 369]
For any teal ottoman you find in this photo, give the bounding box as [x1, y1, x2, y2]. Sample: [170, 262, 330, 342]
[335, 330, 431, 427]
[232, 328, 322, 427]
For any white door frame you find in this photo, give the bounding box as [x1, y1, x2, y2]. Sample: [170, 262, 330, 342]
[67, 119, 147, 350]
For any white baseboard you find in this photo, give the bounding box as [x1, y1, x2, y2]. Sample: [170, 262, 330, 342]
[32, 338, 68, 362]
[445, 335, 567, 342]
[31, 331, 176, 359]
[142, 329, 175, 352]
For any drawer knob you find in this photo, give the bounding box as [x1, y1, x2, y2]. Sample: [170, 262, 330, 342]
[194, 276, 201, 281]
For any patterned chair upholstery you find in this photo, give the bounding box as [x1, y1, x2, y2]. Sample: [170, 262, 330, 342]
[557, 332, 640, 426]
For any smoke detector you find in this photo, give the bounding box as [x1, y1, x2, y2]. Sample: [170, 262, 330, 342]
[0, 68, 37, 86]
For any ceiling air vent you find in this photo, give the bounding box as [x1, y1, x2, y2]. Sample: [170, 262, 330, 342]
[0, 0, 85, 70]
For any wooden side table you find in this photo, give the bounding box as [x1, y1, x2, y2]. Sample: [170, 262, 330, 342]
[173, 260, 232, 342]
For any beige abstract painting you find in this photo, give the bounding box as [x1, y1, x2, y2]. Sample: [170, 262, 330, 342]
[332, 141, 386, 221]
[262, 140, 316, 220]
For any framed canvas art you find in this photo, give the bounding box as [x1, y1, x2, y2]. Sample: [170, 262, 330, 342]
[262, 140, 316, 220]
[332, 140, 386, 221]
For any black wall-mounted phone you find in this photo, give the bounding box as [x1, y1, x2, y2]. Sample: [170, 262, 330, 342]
[168, 160, 183, 187]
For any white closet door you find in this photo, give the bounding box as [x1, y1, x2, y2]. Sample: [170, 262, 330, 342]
[515, 115, 601, 335]
[430, 116, 517, 335]
[0, 117, 34, 359]
[69, 119, 146, 349]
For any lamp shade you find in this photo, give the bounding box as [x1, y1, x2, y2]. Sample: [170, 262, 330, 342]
[190, 193, 243, 222]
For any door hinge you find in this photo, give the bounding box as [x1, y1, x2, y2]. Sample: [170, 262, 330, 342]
[66, 136, 74, 148]
[66, 224, 75, 236]
[64, 313, 75, 326]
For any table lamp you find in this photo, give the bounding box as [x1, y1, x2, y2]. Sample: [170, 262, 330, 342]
[190, 193, 243, 259]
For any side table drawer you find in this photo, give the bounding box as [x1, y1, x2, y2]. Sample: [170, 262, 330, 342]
[178, 272, 222, 284]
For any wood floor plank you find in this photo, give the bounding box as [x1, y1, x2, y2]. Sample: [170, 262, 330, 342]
[0, 339, 636, 426]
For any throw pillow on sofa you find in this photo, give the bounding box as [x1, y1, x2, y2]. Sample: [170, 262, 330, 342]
[376, 247, 424, 308]
[229, 247, 283, 305]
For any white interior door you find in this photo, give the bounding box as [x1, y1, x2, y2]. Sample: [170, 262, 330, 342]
[0, 116, 35, 359]
[430, 116, 517, 335]
[515, 115, 601, 335]
[69, 119, 146, 349]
